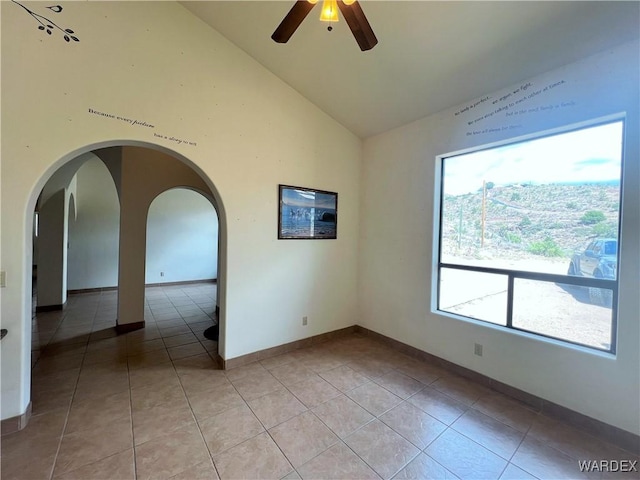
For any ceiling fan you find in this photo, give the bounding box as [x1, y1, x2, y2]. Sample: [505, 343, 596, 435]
[271, 0, 378, 51]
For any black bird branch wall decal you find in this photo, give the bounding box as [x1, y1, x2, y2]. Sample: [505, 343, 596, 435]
[11, 0, 79, 43]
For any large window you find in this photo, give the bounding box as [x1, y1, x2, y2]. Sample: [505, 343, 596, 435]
[437, 119, 623, 353]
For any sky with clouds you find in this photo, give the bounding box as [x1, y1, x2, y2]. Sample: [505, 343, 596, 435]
[443, 121, 623, 195]
[282, 188, 336, 209]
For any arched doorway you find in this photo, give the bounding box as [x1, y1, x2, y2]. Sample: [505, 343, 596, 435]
[21, 140, 228, 427]
[145, 188, 219, 287]
[144, 187, 220, 358]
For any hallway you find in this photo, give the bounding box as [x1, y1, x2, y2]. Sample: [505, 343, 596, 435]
[1, 282, 636, 479]
[4, 282, 218, 478]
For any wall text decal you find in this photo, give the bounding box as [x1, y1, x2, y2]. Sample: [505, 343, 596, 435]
[454, 96, 491, 117]
[88, 108, 155, 128]
[153, 133, 197, 147]
[452, 78, 576, 137]
[87, 108, 198, 147]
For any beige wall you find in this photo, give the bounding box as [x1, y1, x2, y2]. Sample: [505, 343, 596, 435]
[145, 188, 219, 285]
[36, 190, 67, 307]
[359, 42, 640, 435]
[1, 1, 361, 419]
[5, 0, 635, 437]
[67, 156, 121, 290]
[103, 146, 216, 328]
[66, 157, 219, 289]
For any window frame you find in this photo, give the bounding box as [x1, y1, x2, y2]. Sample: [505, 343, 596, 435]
[434, 115, 625, 354]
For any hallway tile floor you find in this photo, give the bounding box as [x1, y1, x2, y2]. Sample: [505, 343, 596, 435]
[1, 283, 637, 479]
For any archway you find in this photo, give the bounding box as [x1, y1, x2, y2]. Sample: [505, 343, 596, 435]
[145, 188, 219, 287]
[144, 187, 220, 352]
[21, 140, 228, 427]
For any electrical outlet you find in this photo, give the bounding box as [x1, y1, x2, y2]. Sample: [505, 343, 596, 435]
[302, 316, 308, 326]
[0, 271, 5, 288]
[160, 272, 164, 277]
[474, 343, 483, 357]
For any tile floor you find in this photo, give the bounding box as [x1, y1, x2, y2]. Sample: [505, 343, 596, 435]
[1, 282, 638, 479]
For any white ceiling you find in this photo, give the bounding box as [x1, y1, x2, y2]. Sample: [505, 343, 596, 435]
[181, 1, 639, 138]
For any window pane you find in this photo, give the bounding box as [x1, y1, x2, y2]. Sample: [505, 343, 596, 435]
[440, 122, 623, 277]
[437, 119, 622, 352]
[439, 268, 507, 325]
[512, 278, 614, 350]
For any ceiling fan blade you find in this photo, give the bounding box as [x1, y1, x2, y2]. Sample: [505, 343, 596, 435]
[337, 1, 378, 51]
[272, 1, 316, 43]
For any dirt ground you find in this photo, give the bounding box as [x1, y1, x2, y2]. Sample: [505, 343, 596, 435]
[439, 257, 613, 350]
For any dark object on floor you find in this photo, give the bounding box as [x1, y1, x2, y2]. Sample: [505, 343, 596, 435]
[204, 324, 218, 341]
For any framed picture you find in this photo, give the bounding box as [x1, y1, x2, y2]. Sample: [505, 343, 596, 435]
[278, 185, 338, 239]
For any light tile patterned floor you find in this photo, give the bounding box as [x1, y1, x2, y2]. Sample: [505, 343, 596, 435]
[2, 283, 638, 479]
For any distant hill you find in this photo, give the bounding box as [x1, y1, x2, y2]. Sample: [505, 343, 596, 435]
[441, 183, 619, 260]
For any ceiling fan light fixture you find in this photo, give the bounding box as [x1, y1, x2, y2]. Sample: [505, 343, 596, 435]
[319, 0, 339, 22]
[272, 0, 377, 51]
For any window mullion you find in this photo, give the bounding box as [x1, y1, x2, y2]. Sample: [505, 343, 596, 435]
[506, 274, 514, 328]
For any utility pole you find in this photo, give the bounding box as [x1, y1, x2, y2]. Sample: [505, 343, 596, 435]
[458, 203, 463, 249]
[481, 180, 486, 248]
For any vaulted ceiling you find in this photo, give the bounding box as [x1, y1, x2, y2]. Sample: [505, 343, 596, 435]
[181, 1, 640, 138]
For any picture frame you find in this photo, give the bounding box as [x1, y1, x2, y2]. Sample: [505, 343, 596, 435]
[278, 185, 338, 239]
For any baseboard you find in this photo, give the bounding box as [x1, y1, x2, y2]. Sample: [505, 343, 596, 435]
[67, 279, 217, 295]
[35, 303, 64, 313]
[67, 286, 117, 295]
[221, 326, 357, 370]
[144, 279, 217, 287]
[1, 402, 31, 436]
[115, 321, 145, 334]
[354, 325, 639, 455]
[215, 353, 224, 369]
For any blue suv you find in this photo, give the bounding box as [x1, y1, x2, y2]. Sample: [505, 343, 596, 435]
[568, 238, 617, 306]
[568, 238, 617, 280]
